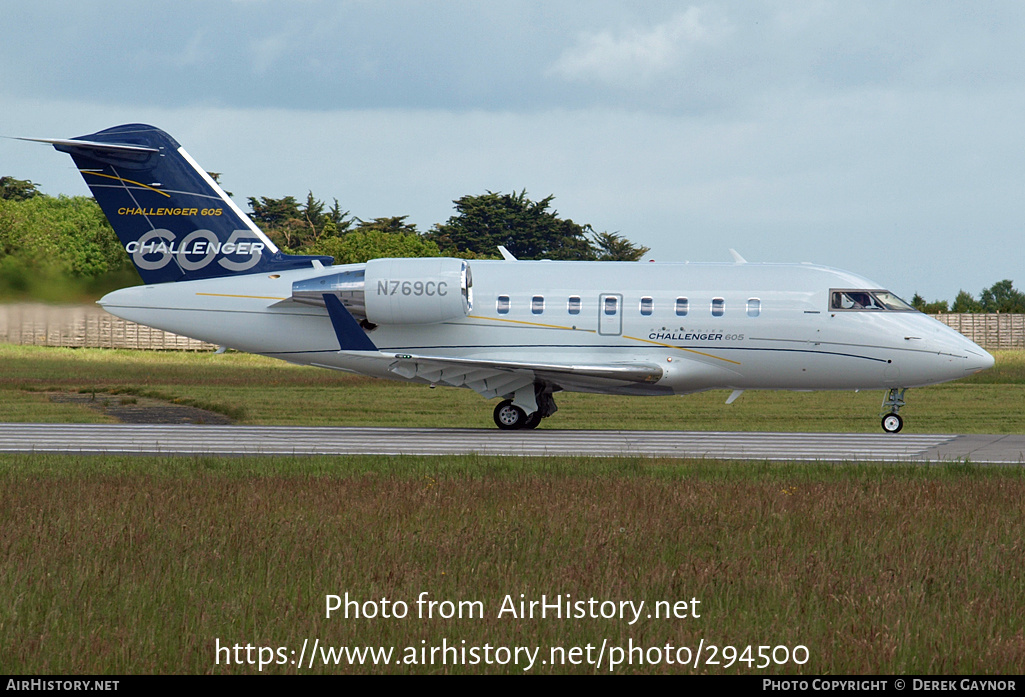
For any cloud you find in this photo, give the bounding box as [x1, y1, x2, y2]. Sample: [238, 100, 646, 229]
[547, 7, 731, 87]
[5, 2, 1025, 301]
[5, 90, 1023, 302]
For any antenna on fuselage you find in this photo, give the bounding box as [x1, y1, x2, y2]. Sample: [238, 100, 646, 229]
[498, 246, 518, 261]
[729, 249, 748, 264]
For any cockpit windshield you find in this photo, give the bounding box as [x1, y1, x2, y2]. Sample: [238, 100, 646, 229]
[830, 289, 916, 312]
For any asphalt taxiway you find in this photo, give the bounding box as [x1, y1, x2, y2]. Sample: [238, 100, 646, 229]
[1, 424, 1023, 463]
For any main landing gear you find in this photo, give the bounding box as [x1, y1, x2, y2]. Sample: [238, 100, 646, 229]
[493, 400, 542, 430]
[880, 387, 907, 433]
[493, 384, 558, 430]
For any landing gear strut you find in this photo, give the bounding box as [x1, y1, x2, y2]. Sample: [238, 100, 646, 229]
[880, 387, 907, 433]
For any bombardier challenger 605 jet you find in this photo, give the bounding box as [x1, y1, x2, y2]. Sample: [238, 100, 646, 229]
[24, 124, 994, 431]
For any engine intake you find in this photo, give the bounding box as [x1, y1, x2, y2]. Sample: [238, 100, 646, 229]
[292, 257, 473, 325]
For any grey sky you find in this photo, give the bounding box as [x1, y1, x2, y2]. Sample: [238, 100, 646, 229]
[2, 0, 1023, 302]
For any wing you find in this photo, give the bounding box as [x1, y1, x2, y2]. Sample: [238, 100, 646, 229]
[382, 352, 664, 399]
[320, 289, 664, 398]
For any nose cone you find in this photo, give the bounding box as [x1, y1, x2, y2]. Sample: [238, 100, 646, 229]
[964, 346, 995, 375]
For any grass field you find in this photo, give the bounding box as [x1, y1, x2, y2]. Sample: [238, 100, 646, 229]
[2, 454, 1023, 674]
[1, 345, 1024, 674]
[2, 344, 1025, 432]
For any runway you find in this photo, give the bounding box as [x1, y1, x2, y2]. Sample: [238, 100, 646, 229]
[2, 424, 1024, 463]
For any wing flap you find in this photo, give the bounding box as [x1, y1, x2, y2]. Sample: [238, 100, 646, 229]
[388, 353, 662, 382]
[383, 353, 663, 398]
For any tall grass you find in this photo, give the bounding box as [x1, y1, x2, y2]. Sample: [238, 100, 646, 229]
[1, 454, 1023, 674]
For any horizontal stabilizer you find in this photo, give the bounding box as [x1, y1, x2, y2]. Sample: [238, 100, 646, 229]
[18, 137, 159, 154]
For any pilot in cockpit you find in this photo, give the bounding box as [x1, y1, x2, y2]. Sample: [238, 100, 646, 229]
[849, 292, 872, 309]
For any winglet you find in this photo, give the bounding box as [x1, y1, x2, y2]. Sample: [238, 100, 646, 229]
[323, 294, 378, 351]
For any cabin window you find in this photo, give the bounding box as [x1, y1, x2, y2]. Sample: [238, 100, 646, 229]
[711, 298, 725, 317]
[604, 296, 618, 315]
[532, 295, 545, 314]
[640, 297, 653, 316]
[675, 297, 689, 317]
[497, 295, 510, 314]
[567, 296, 581, 315]
[747, 298, 761, 317]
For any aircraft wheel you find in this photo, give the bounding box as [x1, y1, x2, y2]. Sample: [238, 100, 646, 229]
[523, 410, 543, 430]
[881, 413, 904, 434]
[494, 400, 527, 430]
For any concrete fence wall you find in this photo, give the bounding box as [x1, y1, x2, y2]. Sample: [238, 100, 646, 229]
[0, 303, 1022, 352]
[0, 303, 216, 351]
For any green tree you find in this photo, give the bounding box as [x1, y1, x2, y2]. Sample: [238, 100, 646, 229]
[951, 290, 983, 313]
[248, 194, 302, 227]
[307, 229, 441, 265]
[911, 293, 949, 314]
[207, 172, 232, 198]
[0, 195, 128, 276]
[979, 279, 1025, 313]
[354, 216, 419, 235]
[247, 194, 303, 249]
[429, 190, 604, 260]
[0, 176, 41, 201]
[589, 230, 650, 261]
[248, 193, 353, 251]
[0, 193, 138, 299]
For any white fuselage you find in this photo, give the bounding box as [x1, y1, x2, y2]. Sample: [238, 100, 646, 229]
[98, 260, 993, 396]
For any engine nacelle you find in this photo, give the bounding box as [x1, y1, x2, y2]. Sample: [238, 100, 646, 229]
[364, 257, 472, 324]
[290, 257, 473, 325]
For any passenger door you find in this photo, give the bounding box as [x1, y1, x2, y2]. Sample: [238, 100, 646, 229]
[598, 293, 623, 336]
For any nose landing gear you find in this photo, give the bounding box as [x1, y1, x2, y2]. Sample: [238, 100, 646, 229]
[882, 413, 904, 433]
[880, 387, 907, 433]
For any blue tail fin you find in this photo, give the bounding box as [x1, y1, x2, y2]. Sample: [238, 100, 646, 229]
[34, 124, 332, 284]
